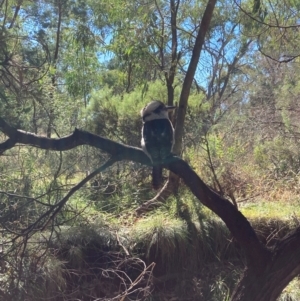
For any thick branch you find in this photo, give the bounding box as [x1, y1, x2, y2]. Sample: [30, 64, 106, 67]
[0, 118, 147, 163]
[166, 159, 270, 266]
[0, 120, 269, 266]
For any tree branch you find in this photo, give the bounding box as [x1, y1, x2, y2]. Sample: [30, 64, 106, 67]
[0, 117, 147, 163]
[0, 118, 269, 266]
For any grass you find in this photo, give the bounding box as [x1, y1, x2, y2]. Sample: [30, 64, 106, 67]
[130, 212, 190, 273]
[1, 197, 299, 301]
[240, 199, 300, 221]
[279, 277, 300, 301]
[1, 177, 299, 301]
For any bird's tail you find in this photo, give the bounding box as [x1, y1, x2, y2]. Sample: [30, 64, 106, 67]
[152, 165, 163, 190]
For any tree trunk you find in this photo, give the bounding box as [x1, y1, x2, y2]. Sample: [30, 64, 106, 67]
[172, 0, 217, 155]
[231, 227, 300, 301]
[142, 0, 218, 210]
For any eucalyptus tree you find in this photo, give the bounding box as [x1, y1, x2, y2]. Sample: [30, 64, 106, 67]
[204, 0, 300, 194]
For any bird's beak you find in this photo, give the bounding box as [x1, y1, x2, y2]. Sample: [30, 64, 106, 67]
[166, 105, 176, 111]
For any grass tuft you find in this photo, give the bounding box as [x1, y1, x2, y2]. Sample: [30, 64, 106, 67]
[130, 212, 189, 274]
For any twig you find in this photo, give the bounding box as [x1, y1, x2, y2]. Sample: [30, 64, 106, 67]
[16, 156, 118, 235]
[41, 156, 118, 230]
[116, 231, 130, 256]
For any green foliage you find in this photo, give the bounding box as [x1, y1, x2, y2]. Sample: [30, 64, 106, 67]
[254, 137, 300, 178]
[1, 0, 300, 299]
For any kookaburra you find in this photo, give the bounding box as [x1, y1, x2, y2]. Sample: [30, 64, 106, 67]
[140, 100, 175, 189]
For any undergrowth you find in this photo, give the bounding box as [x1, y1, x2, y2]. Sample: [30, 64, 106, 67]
[1, 193, 299, 301]
[0, 165, 300, 300]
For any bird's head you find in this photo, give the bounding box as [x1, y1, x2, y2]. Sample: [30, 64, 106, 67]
[141, 100, 175, 122]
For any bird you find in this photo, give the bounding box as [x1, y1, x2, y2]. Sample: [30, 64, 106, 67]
[140, 100, 175, 189]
